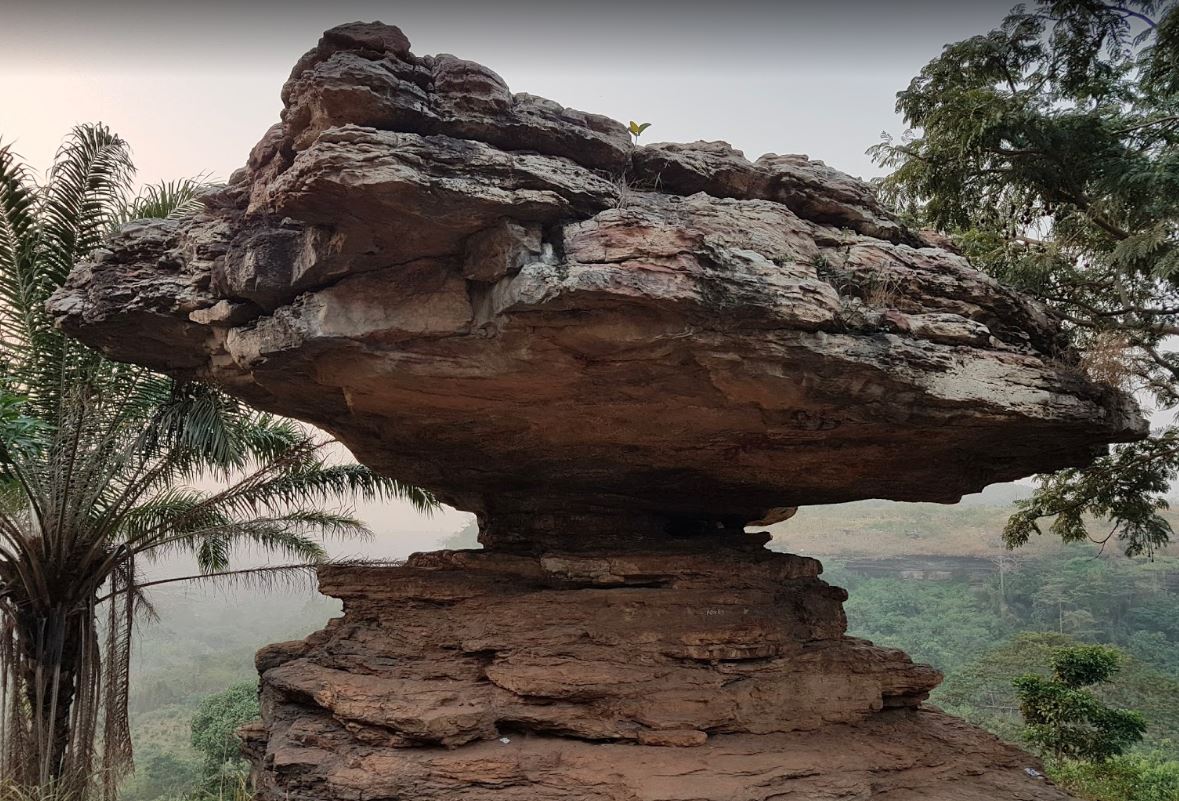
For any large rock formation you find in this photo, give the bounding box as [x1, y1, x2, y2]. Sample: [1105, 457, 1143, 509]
[51, 21, 1142, 800]
[239, 546, 1071, 800]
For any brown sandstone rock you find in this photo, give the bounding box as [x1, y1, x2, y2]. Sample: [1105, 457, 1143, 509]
[49, 20, 1142, 533]
[243, 710, 1069, 801]
[242, 542, 1069, 800]
[50, 21, 1129, 800]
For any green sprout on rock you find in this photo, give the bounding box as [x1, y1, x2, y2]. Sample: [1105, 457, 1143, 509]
[628, 120, 651, 145]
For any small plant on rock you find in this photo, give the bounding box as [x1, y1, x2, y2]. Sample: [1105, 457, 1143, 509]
[627, 120, 651, 145]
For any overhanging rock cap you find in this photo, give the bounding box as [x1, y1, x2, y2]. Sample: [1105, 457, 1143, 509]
[50, 21, 1146, 534]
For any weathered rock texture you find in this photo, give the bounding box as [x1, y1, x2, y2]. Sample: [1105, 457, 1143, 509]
[51, 23, 1142, 536]
[241, 540, 1071, 800]
[50, 21, 1139, 800]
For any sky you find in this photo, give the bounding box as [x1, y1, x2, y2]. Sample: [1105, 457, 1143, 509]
[1, 0, 1042, 559]
[0, 0, 1019, 185]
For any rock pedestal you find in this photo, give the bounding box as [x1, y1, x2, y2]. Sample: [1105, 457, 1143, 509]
[50, 21, 1142, 800]
[240, 537, 1068, 800]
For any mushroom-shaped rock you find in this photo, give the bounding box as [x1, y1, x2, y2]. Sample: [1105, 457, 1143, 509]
[50, 29, 1141, 546]
[51, 22, 1134, 801]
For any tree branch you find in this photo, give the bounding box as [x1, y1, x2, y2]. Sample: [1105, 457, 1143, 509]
[1116, 115, 1179, 136]
[1107, 4, 1158, 29]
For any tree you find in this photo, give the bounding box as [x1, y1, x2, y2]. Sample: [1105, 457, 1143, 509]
[838, 574, 1004, 674]
[872, 0, 1179, 556]
[189, 682, 258, 800]
[987, 536, 1025, 616]
[0, 126, 437, 798]
[1014, 645, 1147, 761]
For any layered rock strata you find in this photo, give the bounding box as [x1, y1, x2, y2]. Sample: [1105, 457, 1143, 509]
[241, 541, 1069, 800]
[49, 20, 1141, 800]
[50, 22, 1142, 534]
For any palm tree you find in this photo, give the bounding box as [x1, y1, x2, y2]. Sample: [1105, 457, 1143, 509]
[0, 125, 436, 798]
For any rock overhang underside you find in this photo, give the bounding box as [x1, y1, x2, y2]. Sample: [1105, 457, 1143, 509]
[50, 20, 1145, 534]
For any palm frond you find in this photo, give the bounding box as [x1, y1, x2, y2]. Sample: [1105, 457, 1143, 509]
[5, 124, 136, 422]
[138, 381, 310, 479]
[145, 382, 245, 472]
[229, 414, 307, 468]
[221, 463, 439, 516]
[115, 178, 209, 225]
[272, 508, 373, 541]
[102, 558, 396, 600]
[231, 524, 330, 564]
[38, 124, 133, 288]
[0, 144, 40, 363]
[115, 487, 230, 545]
[194, 533, 232, 574]
[180, 519, 334, 574]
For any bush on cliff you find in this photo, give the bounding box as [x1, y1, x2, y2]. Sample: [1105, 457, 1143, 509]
[1048, 754, 1179, 801]
[189, 683, 258, 801]
[1015, 645, 1146, 761]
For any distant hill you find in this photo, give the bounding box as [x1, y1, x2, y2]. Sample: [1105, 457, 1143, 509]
[767, 483, 1177, 559]
[956, 482, 1034, 507]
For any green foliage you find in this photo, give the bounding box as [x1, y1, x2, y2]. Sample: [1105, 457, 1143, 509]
[1048, 753, 1179, 801]
[1003, 431, 1179, 557]
[874, 0, 1179, 556]
[627, 120, 652, 143]
[0, 391, 43, 459]
[0, 125, 440, 797]
[842, 573, 1179, 799]
[834, 570, 1005, 674]
[186, 683, 257, 801]
[119, 588, 338, 801]
[190, 683, 258, 770]
[118, 744, 200, 801]
[833, 555, 1179, 753]
[116, 180, 206, 227]
[1126, 630, 1179, 676]
[1014, 645, 1147, 761]
[1052, 644, 1125, 687]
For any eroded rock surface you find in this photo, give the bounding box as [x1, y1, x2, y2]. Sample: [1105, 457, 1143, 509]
[241, 541, 1068, 801]
[242, 711, 1069, 801]
[51, 21, 1130, 800]
[51, 21, 1142, 534]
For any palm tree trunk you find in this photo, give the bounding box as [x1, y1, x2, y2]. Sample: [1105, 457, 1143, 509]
[17, 609, 87, 785]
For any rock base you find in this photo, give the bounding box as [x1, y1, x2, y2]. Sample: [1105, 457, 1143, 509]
[242, 539, 1070, 799]
[246, 711, 1065, 800]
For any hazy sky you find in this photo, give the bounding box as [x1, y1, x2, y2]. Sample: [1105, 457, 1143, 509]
[1, 0, 1033, 558]
[1, 0, 1019, 184]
